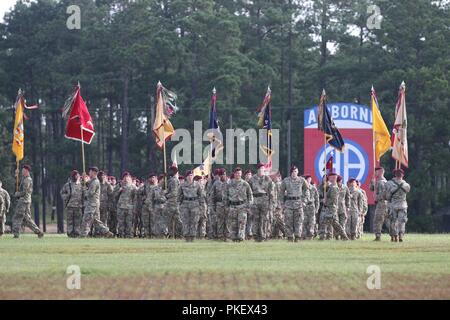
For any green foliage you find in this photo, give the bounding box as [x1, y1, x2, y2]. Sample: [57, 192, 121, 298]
[0, 0, 448, 231]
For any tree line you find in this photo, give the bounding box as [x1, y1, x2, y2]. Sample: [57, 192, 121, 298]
[0, 0, 448, 232]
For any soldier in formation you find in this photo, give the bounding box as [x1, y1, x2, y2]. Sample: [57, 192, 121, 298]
[370, 167, 389, 241]
[12, 165, 44, 238]
[179, 171, 205, 242]
[60, 170, 83, 237]
[224, 167, 253, 242]
[4, 161, 410, 243]
[248, 163, 273, 242]
[280, 166, 308, 242]
[385, 169, 410, 242]
[0, 179, 11, 238]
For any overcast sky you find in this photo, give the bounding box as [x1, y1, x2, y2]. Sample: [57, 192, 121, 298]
[0, 0, 18, 22]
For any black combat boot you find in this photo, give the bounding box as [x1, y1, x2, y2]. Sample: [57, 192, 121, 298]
[398, 234, 403, 242]
[374, 234, 381, 241]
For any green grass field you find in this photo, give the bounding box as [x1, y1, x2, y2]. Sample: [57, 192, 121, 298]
[0, 234, 449, 299]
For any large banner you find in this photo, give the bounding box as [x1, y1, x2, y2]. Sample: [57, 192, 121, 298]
[304, 103, 374, 204]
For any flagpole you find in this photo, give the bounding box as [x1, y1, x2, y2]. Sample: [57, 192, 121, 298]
[371, 87, 376, 177]
[81, 126, 86, 174]
[209, 87, 216, 181]
[163, 133, 167, 189]
[321, 90, 328, 201]
[16, 160, 20, 192]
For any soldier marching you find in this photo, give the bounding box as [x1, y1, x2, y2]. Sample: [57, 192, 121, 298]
[1, 164, 410, 243]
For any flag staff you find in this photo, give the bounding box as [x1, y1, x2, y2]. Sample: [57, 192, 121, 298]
[398, 82, 405, 170]
[209, 87, 216, 181]
[77, 82, 86, 175]
[321, 89, 328, 200]
[371, 86, 377, 176]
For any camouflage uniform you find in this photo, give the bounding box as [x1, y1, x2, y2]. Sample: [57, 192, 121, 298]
[12, 176, 42, 237]
[151, 184, 167, 237]
[224, 178, 253, 241]
[370, 178, 389, 239]
[60, 180, 83, 237]
[108, 185, 118, 235]
[179, 180, 205, 240]
[96, 180, 113, 235]
[316, 181, 326, 237]
[140, 183, 155, 237]
[347, 186, 364, 239]
[208, 178, 228, 240]
[248, 174, 273, 241]
[302, 183, 319, 240]
[197, 183, 208, 239]
[385, 178, 410, 239]
[357, 189, 368, 238]
[335, 184, 350, 238]
[80, 177, 110, 237]
[133, 187, 144, 237]
[164, 176, 183, 238]
[115, 182, 136, 238]
[0, 187, 11, 236]
[280, 176, 308, 241]
[271, 180, 285, 238]
[319, 182, 348, 240]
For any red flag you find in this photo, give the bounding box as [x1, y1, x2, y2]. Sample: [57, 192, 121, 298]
[63, 86, 95, 144]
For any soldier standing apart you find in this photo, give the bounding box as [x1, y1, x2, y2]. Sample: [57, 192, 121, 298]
[97, 171, 113, 236]
[60, 170, 83, 237]
[12, 165, 44, 238]
[356, 180, 368, 239]
[179, 171, 205, 242]
[336, 175, 350, 240]
[115, 172, 136, 238]
[271, 173, 285, 239]
[346, 178, 364, 240]
[224, 167, 253, 242]
[0, 179, 11, 238]
[302, 175, 318, 240]
[318, 172, 349, 241]
[80, 167, 113, 238]
[107, 176, 118, 235]
[280, 165, 307, 242]
[385, 169, 410, 242]
[370, 167, 389, 241]
[248, 163, 273, 242]
[165, 166, 183, 238]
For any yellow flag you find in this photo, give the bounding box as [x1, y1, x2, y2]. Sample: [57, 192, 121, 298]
[12, 94, 25, 162]
[152, 84, 175, 149]
[372, 91, 391, 162]
[193, 154, 212, 177]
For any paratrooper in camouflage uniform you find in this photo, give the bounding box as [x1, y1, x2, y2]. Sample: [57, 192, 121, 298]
[280, 166, 307, 242]
[370, 167, 389, 241]
[384, 169, 410, 242]
[224, 168, 253, 242]
[0, 179, 11, 237]
[248, 163, 273, 242]
[60, 170, 83, 237]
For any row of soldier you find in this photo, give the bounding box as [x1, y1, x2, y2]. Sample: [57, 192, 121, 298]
[1, 164, 410, 242]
